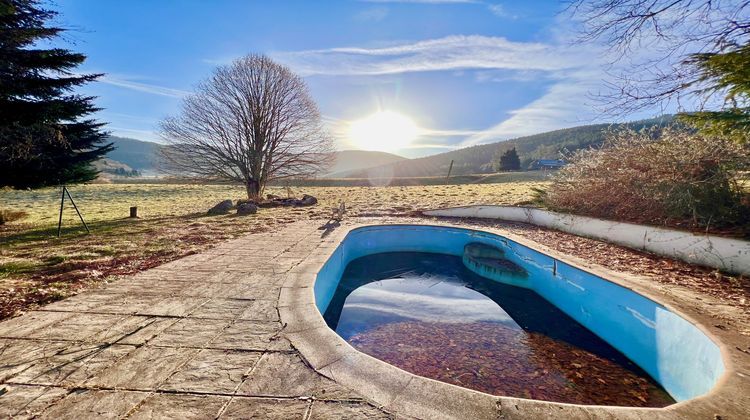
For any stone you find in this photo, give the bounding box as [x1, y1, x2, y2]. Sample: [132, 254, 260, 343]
[254, 195, 318, 208]
[236, 202, 258, 216]
[300, 194, 317, 206]
[207, 200, 233, 215]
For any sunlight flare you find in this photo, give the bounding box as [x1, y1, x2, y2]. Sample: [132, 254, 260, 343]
[348, 111, 419, 152]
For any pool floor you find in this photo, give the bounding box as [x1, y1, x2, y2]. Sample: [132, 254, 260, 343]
[323, 252, 675, 407]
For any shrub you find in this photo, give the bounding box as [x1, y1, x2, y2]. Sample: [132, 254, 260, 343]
[0, 209, 29, 225]
[540, 127, 750, 232]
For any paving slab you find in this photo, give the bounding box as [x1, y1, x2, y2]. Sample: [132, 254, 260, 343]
[7, 343, 135, 386]
[115, 317, 178, 346]
[128, 393, 230, 419]
[0, 385, 69, 419]
[160, 349, 261, 393]
[29, 313, 124, 341]
[236, 352, 360, 399]
[237, 298, 280, 321]
[308, 400, 395, 419]
[36, 389, 148, 420]
[86, 345, 199, 389]
[0, 339, 71, 383]
[149, 318, 231, 348]
[207, 320, 291, 351]
[188, 298, 256, 319]
[136, 296, 209, 317]
[0, 311, 73, 339]
[218, 397, 309, 419]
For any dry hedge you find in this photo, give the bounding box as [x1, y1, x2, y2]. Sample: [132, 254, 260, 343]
[541, 127, 750, 233]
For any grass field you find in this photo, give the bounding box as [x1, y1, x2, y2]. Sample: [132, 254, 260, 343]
[0, 182, 543, 319]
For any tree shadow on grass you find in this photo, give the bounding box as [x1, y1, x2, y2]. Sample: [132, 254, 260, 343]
[0, 212, 212, 246]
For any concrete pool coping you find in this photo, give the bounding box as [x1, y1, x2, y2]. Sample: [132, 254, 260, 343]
[280, 221, 750, 419]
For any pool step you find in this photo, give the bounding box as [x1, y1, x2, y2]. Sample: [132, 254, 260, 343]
[463, 242, 528, 287]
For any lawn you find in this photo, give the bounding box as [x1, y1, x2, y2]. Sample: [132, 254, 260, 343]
[0, 182, 542, 319]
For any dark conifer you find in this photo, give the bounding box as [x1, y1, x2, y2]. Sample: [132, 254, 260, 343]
[498, 147, 521, 171]
[0, 0, 111, 188]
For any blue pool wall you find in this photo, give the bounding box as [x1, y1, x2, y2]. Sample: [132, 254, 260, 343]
[314, 225, 725, 403]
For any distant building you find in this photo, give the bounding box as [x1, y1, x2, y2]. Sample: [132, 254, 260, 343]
[529, 159, 567, 170]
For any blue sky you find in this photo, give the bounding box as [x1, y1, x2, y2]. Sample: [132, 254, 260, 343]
[54, 0, 661, 157]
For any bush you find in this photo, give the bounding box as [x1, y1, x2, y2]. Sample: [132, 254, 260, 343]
[540, 127, 750, 232]
[0, 209, 29, 225]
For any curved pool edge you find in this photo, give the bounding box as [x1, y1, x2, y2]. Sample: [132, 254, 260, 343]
[279, 222, 749, 420]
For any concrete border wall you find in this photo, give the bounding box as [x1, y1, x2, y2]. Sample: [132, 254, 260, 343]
[422, 206, 750, 275]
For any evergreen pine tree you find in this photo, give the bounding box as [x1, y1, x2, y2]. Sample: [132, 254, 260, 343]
[0, 0, 112, 188]
[679, 44, 750, 144]
[498, 147, 521, 171]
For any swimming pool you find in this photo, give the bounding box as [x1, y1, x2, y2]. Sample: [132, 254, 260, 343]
[313, 225, 725, 405]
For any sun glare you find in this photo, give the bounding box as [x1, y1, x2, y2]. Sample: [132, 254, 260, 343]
[348, 111, 419, 153]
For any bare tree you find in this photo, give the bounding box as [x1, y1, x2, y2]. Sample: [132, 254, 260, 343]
[566, 0, 750, 114]
[159, 54, 333, 199]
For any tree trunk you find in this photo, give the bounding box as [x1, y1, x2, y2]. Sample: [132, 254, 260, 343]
[246, 178, 261, 200]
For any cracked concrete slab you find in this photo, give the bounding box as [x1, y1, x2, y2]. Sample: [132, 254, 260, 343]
[36, 389, 148, 419]
[128, 393, 230, 419]
[85, 345, 199, 389]
[236, 352, 360, 399]
[0, 385, 68, 419]
[208, 320, 291, 351]
[218, 397, 309, 419]
[160, 349, 261, 393]
[309, 400, 395, 419]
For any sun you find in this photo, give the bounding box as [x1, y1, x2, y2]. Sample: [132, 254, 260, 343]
[348, 111, 419, 153]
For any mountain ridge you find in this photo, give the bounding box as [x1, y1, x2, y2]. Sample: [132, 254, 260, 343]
[338, 116, 675, 178]
[101, 115, 674, 179]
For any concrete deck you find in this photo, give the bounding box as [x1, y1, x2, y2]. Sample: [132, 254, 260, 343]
[0, 222, 392, 419]
[1, 219, 748, 419]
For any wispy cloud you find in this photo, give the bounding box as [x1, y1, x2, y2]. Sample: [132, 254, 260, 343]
[360, 0, 479, 3]
[359, 0, 514, 18]
[99, 76, 190, 98]
[355, 6, 390, 21]
[296, 34, 607, 147]
[487, 4, 515, 19]
[274, 35, 583, 76]
[462, 69, 602, 145]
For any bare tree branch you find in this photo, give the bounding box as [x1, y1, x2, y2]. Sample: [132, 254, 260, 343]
[566, 0, 750, 114]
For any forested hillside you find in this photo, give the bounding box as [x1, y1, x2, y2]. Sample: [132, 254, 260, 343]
[106, 136, 163, 173]
[341, 116, 675, 178]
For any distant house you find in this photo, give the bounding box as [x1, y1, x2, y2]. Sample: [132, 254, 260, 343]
[529, 159, 567, 170]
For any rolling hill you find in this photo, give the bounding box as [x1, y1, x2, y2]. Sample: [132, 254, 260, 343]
[101, 138, 407, 177]
[326, 150, 406, 177]
[339, 116, 675, 178]
[105, 136, 163, 175]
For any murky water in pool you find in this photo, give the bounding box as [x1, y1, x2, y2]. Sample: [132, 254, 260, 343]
[323, 252, 675, 407]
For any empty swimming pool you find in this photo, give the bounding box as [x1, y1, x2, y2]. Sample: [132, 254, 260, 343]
[313, 225, 725, 407]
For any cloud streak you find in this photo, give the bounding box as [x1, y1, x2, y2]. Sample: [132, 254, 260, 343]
[99, 76, 190, 98]
[274, 35, 584, 77]
[359, 0, 515, 18]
